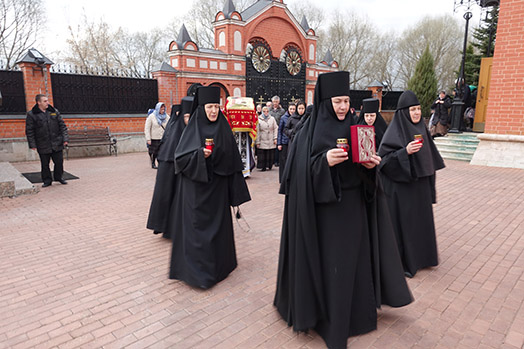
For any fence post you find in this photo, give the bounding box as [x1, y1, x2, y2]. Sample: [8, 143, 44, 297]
[367, 80, 383, 111]
[16, 49, 54, 111]
[152, 62, 178, 116]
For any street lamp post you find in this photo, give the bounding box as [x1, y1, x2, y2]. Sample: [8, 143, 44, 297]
[450, 0, 500, 133]
[449, 10, 473, 133]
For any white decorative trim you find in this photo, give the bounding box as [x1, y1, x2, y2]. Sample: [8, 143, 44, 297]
[200, 60, 208, 69]
[186, 58, 195, 67]
[175, 71, 245, 81]
[220, 62, 227, 70]
[477, 134, 524, 143]
[234, 31, 242, 51]
[168, 51, 245, 61]
[210, 61, 218, 69]
[234, 63, 242, 71]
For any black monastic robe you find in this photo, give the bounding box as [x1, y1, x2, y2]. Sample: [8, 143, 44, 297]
[378, 90, 445, 277]
[170, 106, 251, 289]
[146, 105, 183, 238]
[276, 93, 411, 348]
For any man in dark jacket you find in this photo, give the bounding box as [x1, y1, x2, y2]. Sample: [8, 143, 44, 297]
[26, 94, 69, 187]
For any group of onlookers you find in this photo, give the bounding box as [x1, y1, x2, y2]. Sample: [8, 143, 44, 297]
[254, 96, 311, 182]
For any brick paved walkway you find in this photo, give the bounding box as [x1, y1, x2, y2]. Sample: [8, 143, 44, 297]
[1, 152, 523, 348]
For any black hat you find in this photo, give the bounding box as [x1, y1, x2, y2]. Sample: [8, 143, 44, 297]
[181, 96, 194, 115]
[317, 71, 350, 100]
[191, 86, 221, 114]
[196, 86, 220, 105]
[397, 90, 420, 110]
[170, 104, 181, 117]
[361, 98, 379, 114]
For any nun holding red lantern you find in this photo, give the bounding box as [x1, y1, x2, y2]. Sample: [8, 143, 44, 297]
[378, 90, 445, 278]
[275, 71, 412, 349]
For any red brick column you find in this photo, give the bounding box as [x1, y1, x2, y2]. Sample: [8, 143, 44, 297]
[367, 86, 383, 110]
[152, 70, 178, 115]
[484, 0, 524, 136]
[17, 62, 53, 111]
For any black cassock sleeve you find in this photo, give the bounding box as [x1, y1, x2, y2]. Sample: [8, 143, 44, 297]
[228, 171, 251, 207]
[379, 148, 413, 183]
[429, 173, 437, 204]
[175, 148, 209, 183]
[311, 152, 340, 204]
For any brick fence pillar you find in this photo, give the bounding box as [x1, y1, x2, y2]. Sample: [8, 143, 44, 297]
[367, 81, 383, 110]
[16, 49, 54, 111]
[152, 63, 179, 115]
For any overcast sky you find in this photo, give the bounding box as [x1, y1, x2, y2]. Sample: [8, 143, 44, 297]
[42, 0, 483, 55]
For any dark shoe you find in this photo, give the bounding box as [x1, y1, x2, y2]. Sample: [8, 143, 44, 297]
[42, 182, 52, 188]
[404, 271, 414, 278]
[274, 163, 279, 167]
[57, 179, 68, 185]
[261, 168, 266, 172]
[153, 230, 162, 235]
[152, 162, 157, 169]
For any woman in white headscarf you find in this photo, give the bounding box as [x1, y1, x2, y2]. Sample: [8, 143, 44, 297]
[144, 102, 170, 169]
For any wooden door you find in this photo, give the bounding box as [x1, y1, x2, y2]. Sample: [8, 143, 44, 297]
[473, 57, 493, 132]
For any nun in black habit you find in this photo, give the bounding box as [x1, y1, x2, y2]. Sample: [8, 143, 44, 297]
[170, 86, 251, 289]
[378, 90, 445, 278]
[356, 98, 388, 147]
[146, 98, 192, 238]
[275, 71, 412, 349]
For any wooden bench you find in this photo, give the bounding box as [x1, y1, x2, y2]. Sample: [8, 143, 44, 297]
[65, 126, 117, 159]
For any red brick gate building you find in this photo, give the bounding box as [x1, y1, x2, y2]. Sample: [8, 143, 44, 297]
[153, 0, 338, 108]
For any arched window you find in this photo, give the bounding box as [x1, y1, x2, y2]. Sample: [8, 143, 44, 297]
[309, 44, 315, 61]
[234, 31, 242, 51]
[307, 90, 313, 105]
[233, 88, 241, 97]
[219, 32, 226, 47]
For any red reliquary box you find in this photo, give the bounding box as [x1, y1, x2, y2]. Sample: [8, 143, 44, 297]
[350, 125, 376, 163]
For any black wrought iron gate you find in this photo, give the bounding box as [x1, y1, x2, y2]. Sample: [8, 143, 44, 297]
[245, 44, 305, 108]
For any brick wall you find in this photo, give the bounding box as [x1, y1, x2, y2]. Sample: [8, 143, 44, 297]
[484, 0, 524, 135]
[1, 116, 146, 139]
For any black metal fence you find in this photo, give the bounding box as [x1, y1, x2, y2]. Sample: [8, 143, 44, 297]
[0, 70, 26, 114]
[51, 73, 158, 114]
[381, 91, 403, 110]
[350, 90, 373, 111]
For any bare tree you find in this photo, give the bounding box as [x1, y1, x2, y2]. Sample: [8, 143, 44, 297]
[66, 15, 168, 77]
[288, 0, 325, 32]
[116, 29, 168, 77]
[319, 10, 378, 89]
[0, 0, 46, 69]
[66, 16, 121, 74]
[368, 34, 400, 90]
[396, 14, 463, 90]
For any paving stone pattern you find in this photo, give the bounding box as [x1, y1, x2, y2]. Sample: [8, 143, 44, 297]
[1, 153, 523, 348]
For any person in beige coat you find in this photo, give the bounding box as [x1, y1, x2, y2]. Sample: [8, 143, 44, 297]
[145, 102, 170, 168]
[256, 106, 278, 171]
